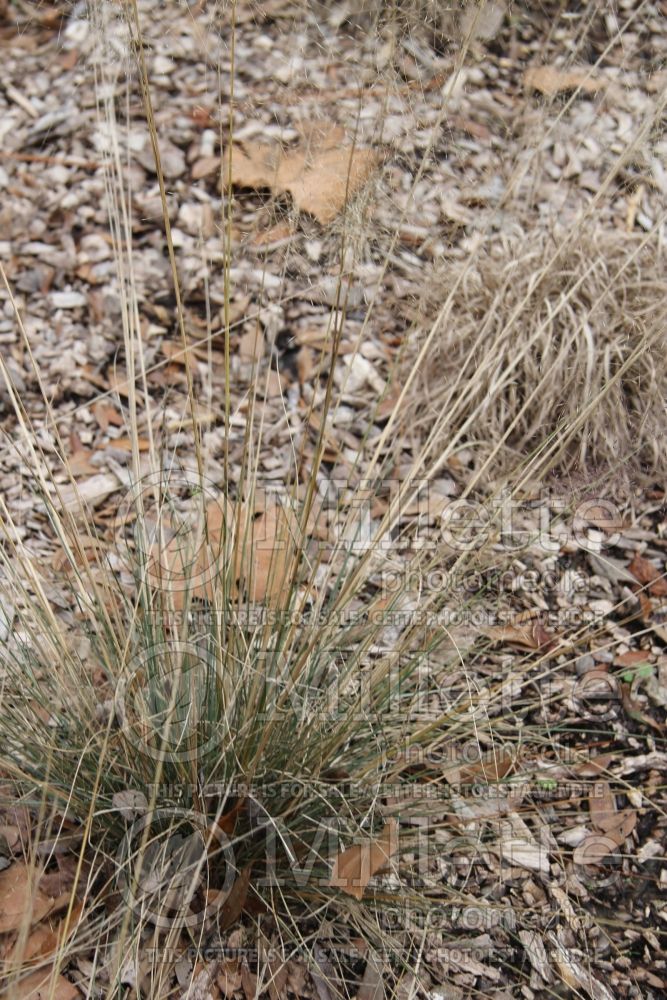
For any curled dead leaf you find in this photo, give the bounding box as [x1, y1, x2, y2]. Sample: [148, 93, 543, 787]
[575, 753, 613, 777]
[587, 778, 637, 844]
[459, 747, 515, 784]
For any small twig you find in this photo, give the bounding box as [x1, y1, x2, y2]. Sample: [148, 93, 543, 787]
[0, 150, 101, 170]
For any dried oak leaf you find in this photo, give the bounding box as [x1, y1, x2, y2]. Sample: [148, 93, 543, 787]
[573, 809, 637, 869]
[329, 819, 398, 900]
[223, 130, 379, 224]
[575, 753, 613, 777]
[264, 949, 289, 1000]
[234, 504, 301, 604]
[224, 142, 280, 189]
[357, 952, 385, 1000]
[191, 155, 220, 180]
[241, 964, 258, 1000]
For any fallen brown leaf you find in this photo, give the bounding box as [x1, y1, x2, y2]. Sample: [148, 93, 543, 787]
[633, 589, 667, 644]
[191, 155, 220, 180]
[286, 960, 309, 996]
[614, 650, 652, 668]
[218, 866, 252, 932]
[235, 504, 301, 605]
[357, 952, 384, 1000]
[217, 958, 243, 998]
[605, 809, 637, 846]
[0, 824, 21, 853]
[265, 952, 288, 1000]
[216, 799, 245, 838]
[588, 781, 618, 831]
[0, 968, 79, 1000]
[573, 835, 616, 867]
[223, 127, 379, 224]
[241, 964, 258, 1000]
[161, 339, 202, 365]
[12, 901, 83, 964]
[587, 779, 637, 853]
[153, 496, 303, 609]
[285, 145, 378, 224]
[251, 221, 295, 247]
[575, 753, 613, 777]
[92, 401, 123, 432]
[628, 553, 667, 597]
[238, 327, 265, 362]
[620, 682, 662, 733]
[0, 864, 62, 934]
[483, 619, 556, 652]
[107, 436, 151, 452]
[524, 65, 603, 96]
[329, 819, 398, 900]
[443, 746, 515, 786]
[460, 746, 515, 783]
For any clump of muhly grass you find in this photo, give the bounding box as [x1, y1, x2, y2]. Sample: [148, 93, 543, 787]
[406, 226, 667, 483]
